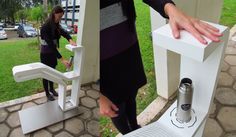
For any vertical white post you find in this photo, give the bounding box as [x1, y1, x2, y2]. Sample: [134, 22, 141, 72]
[150, 7, 180, 99]
[196, 0, 223, 23]
[77, 0, 99, 84]
[172, 0, 198, 17]
[193, 119, 207, 137]
[58, 84, 67, 110]
[70, 48, 83, 106]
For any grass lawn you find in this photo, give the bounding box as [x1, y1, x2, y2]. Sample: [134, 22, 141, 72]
[0, 37, 75, 102]
[220, 0, 236, 27]
[100, 0, 236, 136]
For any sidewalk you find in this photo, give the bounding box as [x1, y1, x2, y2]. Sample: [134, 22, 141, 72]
[0, 83, 99, 137]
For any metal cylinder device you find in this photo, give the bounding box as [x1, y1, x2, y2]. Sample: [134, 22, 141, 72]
[66, 56, 74, 71]
[176, 78, 193, 123]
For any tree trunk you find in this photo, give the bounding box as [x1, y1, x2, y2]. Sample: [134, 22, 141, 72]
[43, 0, 48, 20]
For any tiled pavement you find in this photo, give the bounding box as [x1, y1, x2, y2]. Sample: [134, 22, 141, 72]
[0, 84, 100, 137]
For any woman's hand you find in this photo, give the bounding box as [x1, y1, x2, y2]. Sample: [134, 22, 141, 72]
[164, 3, 222, 45]
[99, 94, 119, 118]
[60, 57, 70, 68]
[69, 39, 77, 46]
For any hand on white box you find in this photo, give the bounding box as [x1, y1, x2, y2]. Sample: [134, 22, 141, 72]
[164, 3, 223, 45]
[69, 39, 77, 46]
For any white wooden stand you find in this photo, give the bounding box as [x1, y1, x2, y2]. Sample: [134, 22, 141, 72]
[151, 0, 223, 99]
[124, 22, 229, 137]
[12, 45, 83, 134]
[10, 0, 99, 134]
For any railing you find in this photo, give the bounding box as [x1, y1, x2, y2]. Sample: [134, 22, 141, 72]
[13, 44, 83, 111]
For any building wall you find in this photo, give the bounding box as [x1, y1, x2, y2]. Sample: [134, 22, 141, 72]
[61, 0, 80, 26]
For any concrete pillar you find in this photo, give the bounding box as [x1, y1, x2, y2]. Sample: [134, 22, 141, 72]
[77, 0, 99, 84]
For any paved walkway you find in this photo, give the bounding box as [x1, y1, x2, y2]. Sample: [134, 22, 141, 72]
[0, 83, 99, 137]
[202, 27, 236, 137]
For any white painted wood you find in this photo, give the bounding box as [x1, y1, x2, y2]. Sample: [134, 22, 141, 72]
[154, 47, 180, 99]
[65, 44, 84, 109]
[11, 0, 95, 133]
[196, 0, 223, 23]
[150, 8, 166, 30]
[58, 84, 66, 110]
[62, 44, 83, 111]
[150, 0, 223, 99]
[150, 8, 180, 99]
[12, 45, 84, 111]
[124, 22, 229, 137]
[71, 78, 80, 107]
[173, 0, 198, 17]
[77, 0, 99, 84]
[19, 100, 82, 134]
[193, 119, 206, 137]
[153, 22, 227, 62]
[158, 101, 207, 137]
[180, 38, 229, 115]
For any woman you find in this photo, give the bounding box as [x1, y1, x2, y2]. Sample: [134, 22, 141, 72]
[40, 6, 76, 101]
[100, 0, 222, 135]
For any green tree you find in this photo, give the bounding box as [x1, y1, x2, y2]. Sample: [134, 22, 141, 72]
[30, 5, 45, 48]
[16, 9, 28, 24]
[31, 6, 44, 23]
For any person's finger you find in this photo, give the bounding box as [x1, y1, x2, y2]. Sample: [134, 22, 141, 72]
[111, 103, 119, 111]
[201, 21, 220, 32]
[169, 20, 180, 39]
[109, 112, 118, 118]
[105, 109, 118, 118]
[206, 27, 223, 37]
[70, 41, 77, 46]
[100, 109, 105, 116]
[194, 23, 220, 42]
[184, 23, 207, 44]
[200, 22, 223, 37]
[100, 109, 110, 117]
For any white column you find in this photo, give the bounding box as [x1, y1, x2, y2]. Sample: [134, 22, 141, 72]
[77, 0, 99, 84]
[150, 7, 180, 99]
[58, 84, 67, 110]
[193, 119, 206, 137]
[196, 0, 223, 23]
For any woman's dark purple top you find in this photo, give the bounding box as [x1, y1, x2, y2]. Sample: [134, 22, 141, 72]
[100, 0, 174, 60]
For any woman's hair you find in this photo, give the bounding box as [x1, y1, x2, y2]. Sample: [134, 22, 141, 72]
[46, 5, 64, 24]
[44, 5, 64, 34]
